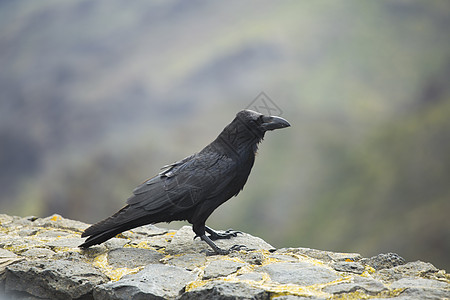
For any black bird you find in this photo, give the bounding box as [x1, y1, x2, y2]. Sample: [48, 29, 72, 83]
[79, 109, 290, 254]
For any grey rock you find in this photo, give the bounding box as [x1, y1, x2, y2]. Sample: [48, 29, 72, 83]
[164, 253, 207, 270]
[32, 214, 89, 232]
[165, 226, 204, 254]
[327, 251, 362, 262]
[120, 227, 172, 251]
[1, 291, 44, 300]
[259, 262, 340, 285]
[179, 281, 269, 300]
[331, 261, 365, 274]
[16, 229, 39, 237]
[0, 249, 23, 275]
[52, 250, 84, 262]
[323, 277, 387, 295]
[79, 244, 108, 254]
[236, 272, 264, 281]
[94, 264, 196, 300]
[0, 249, 18, 258]
[104, 237, 130, 249]
[166, 226, 274, 255]
[203, 259, 247, 279]
[0, 214, 15, 224]
[375, 261, 439, 283]
[390, 277, 449, 290]
[45, 237, 85, 249]
[275, 248, 361, 263]
[21, 248, 56, 258]
[0, 237, 44, 251]
[398, 287, 450, 299]
[273, 296, 326, 300]
[235, 252, 266, 265]
[5, 259, 108, 299]
[129, 235, 171, 250]
[127, 224, 169, 237]
[269, 254, 299, 262]
[35, 230, 72, 238]
[0, 215, 33, 228]
[360, 252, 405, 270]
[1, 214, 449, 300]
[107, 248, 164, 268]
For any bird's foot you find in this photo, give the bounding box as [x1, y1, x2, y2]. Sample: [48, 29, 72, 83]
[203, 244, 250, 256]
[205, 227, 242, 241]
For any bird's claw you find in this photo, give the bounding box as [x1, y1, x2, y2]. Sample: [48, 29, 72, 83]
[208, 229, 242, 241]
[225, 228, 243, 236]
[202, 244, 249, 256]
[229, 244, 252, 252]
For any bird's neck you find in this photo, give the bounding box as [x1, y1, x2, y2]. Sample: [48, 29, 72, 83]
[211, 120, 264, 159]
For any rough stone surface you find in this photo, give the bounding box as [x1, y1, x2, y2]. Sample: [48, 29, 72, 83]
[166, 225, 274, 254]
[360, 252, 406, 270]
[21, 248, 56, 258]
[331, 261, 365, 274]
[32, 214, 89, 232]
[203, 259, 247, 279]
[107, 248, 164, 268]
[94, 264, 196, 300]
[45, 237, 86, 249]
[237, 272, 264, 282]
[276, 247, 362, 263]
[0, 249, 22, 276]
[179, 281, 270, 300]
[127, 224, 169, 237]
[164, 253, 207, 270]
[390, 277, 448, 290]
[259, 262, 340, 285]
[323, 277, 387, 295]
[104, 237, 130, 249]
[4, 259, 108, 299]
[375, 261, 443, 283]
[273, 296, 326, 300]
[396, 287, 450, 299]
[0, 214, 449, 300]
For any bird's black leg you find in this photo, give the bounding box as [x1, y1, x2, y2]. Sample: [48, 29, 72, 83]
[205, 226, 242, 241]
[200, 234, 229, 255]
[193, 223, 246, 255]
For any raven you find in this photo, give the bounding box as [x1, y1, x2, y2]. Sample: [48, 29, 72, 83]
[79, 109, 290, 254]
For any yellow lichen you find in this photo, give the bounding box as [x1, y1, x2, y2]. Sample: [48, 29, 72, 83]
[50, 215, 62, 221]
[52, 246, 78, 253]
[184, 278, 210, 291]
[183, 249, 347, 299]
[330, 287, 405, 299]
[125, 240, 152, 249]
[165, 231, 176, 238]
[209, 253, 247, 265]
[331, 290, 371, 299]
[3, 244, 29, 254]
[92, 252, 143, 281]
[364, 265, 376, 274]
[267, 283, 330, 299]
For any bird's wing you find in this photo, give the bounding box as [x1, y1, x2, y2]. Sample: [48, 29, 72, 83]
[126, 152, 237, 214]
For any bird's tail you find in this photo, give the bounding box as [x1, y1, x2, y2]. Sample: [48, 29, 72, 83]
[79, 205, 149, 248]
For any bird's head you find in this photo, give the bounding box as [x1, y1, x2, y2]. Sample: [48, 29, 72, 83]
[236, 109, 291, 134]
[213, 109, 290, 155]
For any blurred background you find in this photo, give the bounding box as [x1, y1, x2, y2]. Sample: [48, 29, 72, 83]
[1, 1, 449, 270]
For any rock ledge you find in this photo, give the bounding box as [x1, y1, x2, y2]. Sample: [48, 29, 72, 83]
[1, 214, 449, 299]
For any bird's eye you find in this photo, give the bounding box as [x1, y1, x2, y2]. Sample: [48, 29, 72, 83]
[257, 115, 264, 124]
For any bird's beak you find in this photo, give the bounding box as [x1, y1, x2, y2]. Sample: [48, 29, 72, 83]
[261, 115, 291, 131]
